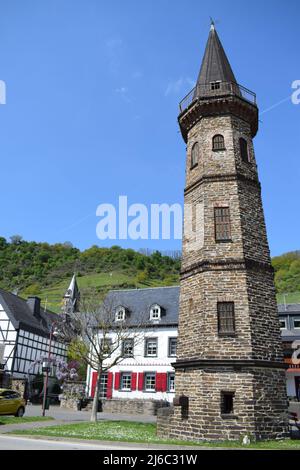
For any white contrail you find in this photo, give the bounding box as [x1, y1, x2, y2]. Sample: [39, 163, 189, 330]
[57, 212, 95, 234]
[260, 95, 291, 115]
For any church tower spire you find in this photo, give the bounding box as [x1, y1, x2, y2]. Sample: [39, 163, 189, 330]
[158, 26, 288, 442]
[196, 22, 237, 87]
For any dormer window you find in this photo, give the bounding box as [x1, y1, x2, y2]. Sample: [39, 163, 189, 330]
[150, 304, 161, 321]
[211, 80, 221, 91]
[115, 306, 126, 322]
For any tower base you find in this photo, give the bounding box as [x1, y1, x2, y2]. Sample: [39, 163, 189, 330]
[158, 366, 288, 442]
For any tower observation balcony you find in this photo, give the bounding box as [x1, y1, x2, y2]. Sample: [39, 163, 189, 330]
[179, 81, 257, 115]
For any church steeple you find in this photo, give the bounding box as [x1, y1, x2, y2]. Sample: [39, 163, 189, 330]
[196, 23, 237, 86]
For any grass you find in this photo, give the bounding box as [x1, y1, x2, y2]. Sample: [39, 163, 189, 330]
[0, 416, 54, 425]
[277, 292, 300, 305]
[8, 420, 300, 449]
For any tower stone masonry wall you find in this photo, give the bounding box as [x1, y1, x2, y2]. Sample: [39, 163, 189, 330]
[158, 25, 289, 442]
[160, 368, 287, 442]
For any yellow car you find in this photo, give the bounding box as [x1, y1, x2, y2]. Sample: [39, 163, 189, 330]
[0, 389, 26, 417]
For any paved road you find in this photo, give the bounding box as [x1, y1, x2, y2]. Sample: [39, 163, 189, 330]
[24, 404, 156, 423]
[0, 434, 144, 450]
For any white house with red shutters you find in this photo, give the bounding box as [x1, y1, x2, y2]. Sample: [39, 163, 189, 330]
[86, 286, 179, 403]
[86, 286, 300, 404]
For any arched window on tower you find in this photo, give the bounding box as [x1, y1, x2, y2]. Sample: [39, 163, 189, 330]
[212, 134, 225, 151]
[191, 142, 199, 168]
[239, 138, 249, 163]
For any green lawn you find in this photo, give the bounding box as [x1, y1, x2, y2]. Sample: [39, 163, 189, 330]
[8, 420, 300, 449]
[0, 416, 54, 425]
[277, 292, 300, 305]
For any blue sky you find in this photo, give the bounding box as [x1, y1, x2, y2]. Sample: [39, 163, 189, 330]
[0, 0, 299, 256]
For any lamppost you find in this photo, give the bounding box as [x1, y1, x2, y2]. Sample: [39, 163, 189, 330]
[42, 321, 58, 416]
[41, 315, 70, 416]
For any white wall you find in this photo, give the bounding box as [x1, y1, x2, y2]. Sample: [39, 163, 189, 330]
[87, 326, 177, 401]
[0, 305, 17, 371]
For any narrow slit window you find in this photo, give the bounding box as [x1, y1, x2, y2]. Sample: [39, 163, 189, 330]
[191, 142, 199, 168]
[239, 138, 249, 163]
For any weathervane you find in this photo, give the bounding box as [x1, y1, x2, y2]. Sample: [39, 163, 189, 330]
[209, 17, 220, 29]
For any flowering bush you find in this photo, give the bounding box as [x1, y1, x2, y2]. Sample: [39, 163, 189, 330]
[28, 356, 79, 383]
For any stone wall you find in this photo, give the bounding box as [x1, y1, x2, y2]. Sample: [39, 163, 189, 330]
[60, 381, 86, 410]
[85, 398, 170, 416]
[169, 367, 288, 442]
[11, 378, 27, 399]
[157, 406, 174, 439]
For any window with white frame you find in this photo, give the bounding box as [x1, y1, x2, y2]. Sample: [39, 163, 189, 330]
[150, 304, 161, 321]
[121, 372, 132, 391]
[279, 317, 287, 330]
[115, 306, 126, 322]
[101, 338, 112, 355]
[168, 373, 175, 392]
[145, 338, 158, 357]
[122, 339, 134, 357]
[144, 372, 156, 391]
[99, 373, 108, 398]
[293, 318, 300, 329]
[168, 338, 177, 357]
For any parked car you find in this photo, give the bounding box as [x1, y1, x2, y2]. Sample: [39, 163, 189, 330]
[0, 389, 26, 417]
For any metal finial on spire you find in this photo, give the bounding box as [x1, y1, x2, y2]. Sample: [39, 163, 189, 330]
[210, 17, 215, 30]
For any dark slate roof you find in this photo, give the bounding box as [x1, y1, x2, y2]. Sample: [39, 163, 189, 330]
[0, 288, 57, 337]
[104, 287, 300, 335]
[104, 286, 180, 327]
[196, 24, 237, 87]
[278, 304, 300, 314]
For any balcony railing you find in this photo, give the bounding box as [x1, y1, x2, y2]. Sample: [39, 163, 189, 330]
[179, 81, 256, 114]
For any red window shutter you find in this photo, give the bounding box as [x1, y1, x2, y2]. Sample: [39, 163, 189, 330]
[106, 372, 113, 399]
[156, 373, 162, 392]
[114, 372, 121, 390]
[161, 373, 167, 392]
[91, 372, 98, 398]
[131, 372, 137, 391]
[138, 372, 144, 391]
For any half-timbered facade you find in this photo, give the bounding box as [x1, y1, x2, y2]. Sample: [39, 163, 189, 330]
[0, 288, 67, 384]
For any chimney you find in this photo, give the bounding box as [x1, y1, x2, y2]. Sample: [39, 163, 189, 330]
[27, 296, 41, 319]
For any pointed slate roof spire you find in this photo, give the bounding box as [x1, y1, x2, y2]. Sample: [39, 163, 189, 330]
[62, 274, 80, 314]
[196, 22, 238, 86]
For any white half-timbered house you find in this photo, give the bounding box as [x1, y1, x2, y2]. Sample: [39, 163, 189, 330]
[0, 288, 67, 386]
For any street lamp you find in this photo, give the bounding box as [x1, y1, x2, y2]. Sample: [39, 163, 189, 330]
[42, 315, 70, 417]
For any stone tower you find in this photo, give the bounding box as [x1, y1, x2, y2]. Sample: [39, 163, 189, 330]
[168, 24, 288, 441]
